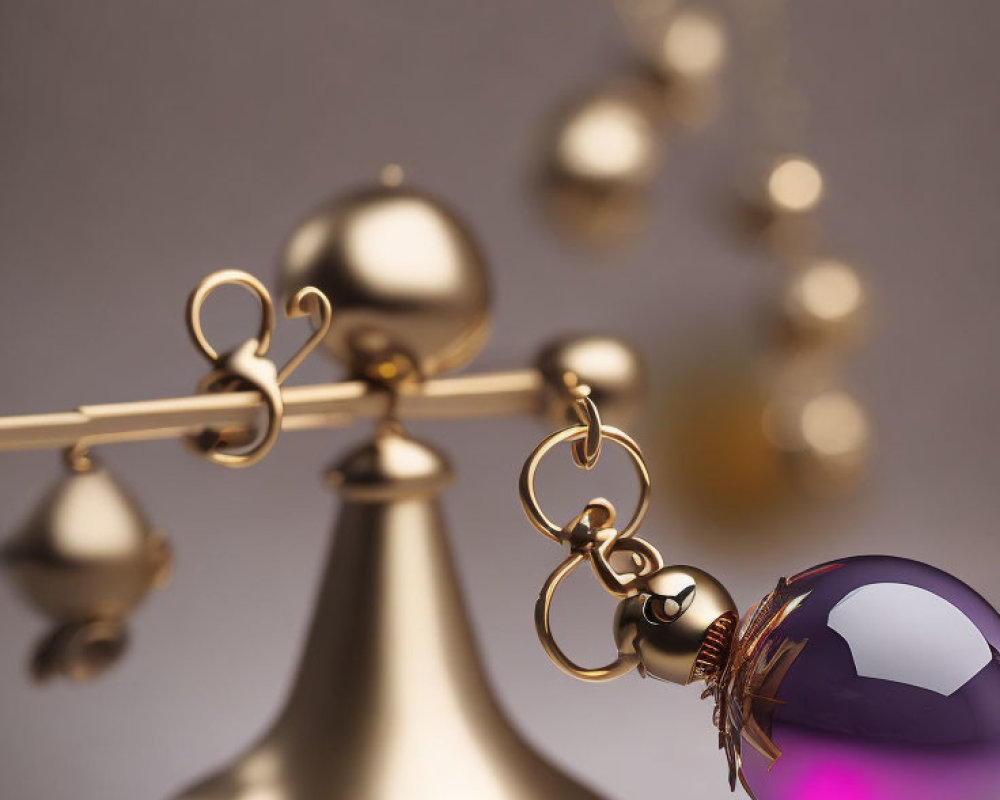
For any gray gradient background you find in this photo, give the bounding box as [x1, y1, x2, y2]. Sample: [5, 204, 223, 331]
[0, 2, 998, 799]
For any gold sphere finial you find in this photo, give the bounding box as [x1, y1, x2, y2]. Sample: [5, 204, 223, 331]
[3, 456, 171, 682]
[280, 181, 492, 382]
[536, 335, 647, 427]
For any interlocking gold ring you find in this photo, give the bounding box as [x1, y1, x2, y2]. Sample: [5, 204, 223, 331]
[519, 424, 651, 543]
[569, 393, 603, 470]
[535, 553, 640, 682]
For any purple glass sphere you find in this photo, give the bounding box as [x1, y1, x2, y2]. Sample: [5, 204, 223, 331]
[725, 556, 1000, 800]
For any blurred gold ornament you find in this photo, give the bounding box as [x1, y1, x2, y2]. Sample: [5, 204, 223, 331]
[656, 8, 728, 82]
[538, 91, 662, 244]
[766, 155, 824, 214]
[3, 451, 170, 682]
[281, 176, 491, 382]
[536, 334, 647, 428]
[777, 258, 867, 349]
[617, 0, 728, 83]
[661, 359, 790, 524]
[765, 389, 871, 495]
[736, 155, 825, 257]
[551, 94, 661, 190]
[661, 357, 871, 526]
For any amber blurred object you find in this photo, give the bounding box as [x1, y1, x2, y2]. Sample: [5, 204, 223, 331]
[661, 355, 870, 527]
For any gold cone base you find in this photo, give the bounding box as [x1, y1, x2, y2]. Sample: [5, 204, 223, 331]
[174, 429, 602, 800]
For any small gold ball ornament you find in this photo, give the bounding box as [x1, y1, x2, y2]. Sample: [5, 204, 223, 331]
[655, 8, 728, 83]
[777, 258, 867, 349]
[766, 155, 825, 214]
[540, 90, 662, 243]
[550, 93, 661, 191]
[281, 173, 491, 383]
[536, 335, 647, 427]
[3, 454, 170, 682]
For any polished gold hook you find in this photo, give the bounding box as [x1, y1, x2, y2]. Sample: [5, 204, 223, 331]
[63, 442, 95, 473]
[184, 270, 333, 468]
[277, 286, 333, 384]
[187, 269, 276, 363]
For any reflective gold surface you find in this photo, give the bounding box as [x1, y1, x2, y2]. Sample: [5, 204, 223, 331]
[2, 456, 170, 681]
[614, 565, 737, 685]
[173, 427, 602, 800]
[281, 182, 491, 381]
[536, 334, 646, 428]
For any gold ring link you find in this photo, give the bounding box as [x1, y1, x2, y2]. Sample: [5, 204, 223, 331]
[534, 553, 641, 682]
[569, 393, 603, 470]
[519, 424, 651, 543]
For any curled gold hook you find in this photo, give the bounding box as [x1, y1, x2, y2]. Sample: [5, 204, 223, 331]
[277, 286, 333, 384]
[63, 442, 95, 473]
[535, 553, 640, 682]
[183, 270, 332, 468]
[187, 270, 276, 363]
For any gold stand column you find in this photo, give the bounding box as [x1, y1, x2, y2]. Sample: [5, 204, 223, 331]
[177, 425, 602, 799]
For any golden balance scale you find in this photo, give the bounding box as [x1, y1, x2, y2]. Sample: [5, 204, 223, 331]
[0, 170, 644, 800]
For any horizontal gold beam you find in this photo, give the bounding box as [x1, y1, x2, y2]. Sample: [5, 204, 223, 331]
[0, 370, 545, 452]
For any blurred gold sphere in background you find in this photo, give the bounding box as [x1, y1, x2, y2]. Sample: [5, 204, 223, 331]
[656, 8, 728, 82]
[280, 179, 492, 382]
[661, 358, 870, 528]
[550, 93, 661, 191]
[777, 258, 867, 349]
[536, 334, 647, 428]
[540, 91, 661, 243]
[766, 155, 825, 214]
[765, 389, 871, 494]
